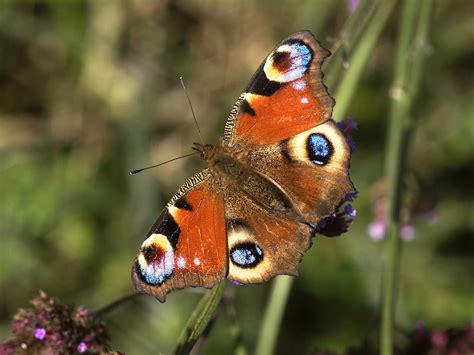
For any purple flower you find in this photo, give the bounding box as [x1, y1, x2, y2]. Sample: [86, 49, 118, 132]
[342, 191, 358, 203]
[335, 118, 358, 152]
[315, 193, 357, 237]
[77, 341, 88, 353]
[423, 209, 439, 224]
[412, 321, 426, 344]
[336, 121, 345, 131]
[367, 177, 440, 242]
[368, 220, 386, 240]
[0, 340, 18, 353]
[34, 327, 46, 340]
[346, 117, 358, 130]
[315, 212, 351, 237]
[344, 204, 357, 218]
[431, 330, 448, 348]
[1, 292, 110, 353]
[347, 135, 356, 151]
[400, 225, 416, 241]
[347, 0, 360, 14]
[76, 306, 89, 318]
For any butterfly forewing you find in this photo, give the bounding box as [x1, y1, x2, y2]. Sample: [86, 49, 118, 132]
[132, 170, 227, 302]
[223, 31, 334, 147]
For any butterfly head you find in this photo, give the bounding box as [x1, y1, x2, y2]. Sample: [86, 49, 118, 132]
[192, 142, 217, 162]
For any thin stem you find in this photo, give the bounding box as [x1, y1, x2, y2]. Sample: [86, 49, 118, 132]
[333, 0, 396, 121]
[325, 0, 378, 87]
[380, 1, 432, 354]
[174, 281, 227, 355]
[255, 277, 294, 355]
[225, 286, 248, 355]
[93, 292, 143, 318]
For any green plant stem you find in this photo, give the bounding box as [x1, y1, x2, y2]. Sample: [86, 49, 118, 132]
[380, 1, 432, 354]
[325, 0, 378, 87]
[333, 0, 396, 121]
[174, 281, 227, 355]
[93, 292, 143, 318]
[255, 277, 294, 355]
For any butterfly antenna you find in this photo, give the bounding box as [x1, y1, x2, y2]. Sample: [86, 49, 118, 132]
[129, 152, 198, 175]
[180, 76, 203, 144]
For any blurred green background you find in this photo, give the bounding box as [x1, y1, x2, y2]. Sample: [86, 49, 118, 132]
[0, 0, 472, 354]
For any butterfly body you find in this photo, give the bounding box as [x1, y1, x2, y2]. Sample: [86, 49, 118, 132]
[132, 31, 356, 302]
[194, 142, 305, 224]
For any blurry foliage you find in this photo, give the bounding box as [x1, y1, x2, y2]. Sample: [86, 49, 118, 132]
[0, 0, 473, 354]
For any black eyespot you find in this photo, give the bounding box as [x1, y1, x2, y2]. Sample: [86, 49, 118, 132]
[307, 133, 332, 165]
[272, 51, 291, 71]
[230, 242, 264, 268]
[143, 245, 162, 263]
[246, 63, 285, 96]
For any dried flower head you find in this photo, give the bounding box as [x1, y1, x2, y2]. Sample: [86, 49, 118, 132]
[0, 291, 110, 354]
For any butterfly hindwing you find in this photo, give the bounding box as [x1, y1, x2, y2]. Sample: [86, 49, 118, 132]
[223, 30, 334, 147]
[132, 170, 227, 302]
[223, 183, 314, 284]
[246, 119, 355, 225]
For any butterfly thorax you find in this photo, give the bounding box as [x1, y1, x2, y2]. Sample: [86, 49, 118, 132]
[193, 142, 305, 223]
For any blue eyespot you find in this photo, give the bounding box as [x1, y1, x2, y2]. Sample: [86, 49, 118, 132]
[230, 243, 263, 268]
[283, 42, 313, 82]
[307, 133, 332, 165]
[137, 245, 174, 285]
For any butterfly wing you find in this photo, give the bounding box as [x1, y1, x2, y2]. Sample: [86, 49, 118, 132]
[224, 182, 314, 283]
[223, 30, 334, 147]
[132, 170, 227, 302]
[247, 119, 355, 226]
[224, 30, 354, 226]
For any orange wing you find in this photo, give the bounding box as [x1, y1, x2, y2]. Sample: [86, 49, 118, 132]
[132, 170, 227, 302]
[246, 120, 355, 226]
[223, 183, 314, 284]
[223, 31, 334, 147]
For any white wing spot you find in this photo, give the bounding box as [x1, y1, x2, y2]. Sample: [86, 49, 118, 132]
[193, 257, 201, 266]
[292, 80, 306, 91]
[301, 97, 309, 104]
[177, 257, 186, 269]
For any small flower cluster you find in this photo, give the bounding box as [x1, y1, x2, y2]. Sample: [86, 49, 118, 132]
[367, 178, 438, 241]
[347, 0, 361, 14]
[336, 117, 357, 152]
[312, 321, 474, 354]
[315, 191, 358, 237]
[0, 291, 110, 354]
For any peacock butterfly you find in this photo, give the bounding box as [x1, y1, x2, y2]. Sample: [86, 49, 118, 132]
[131, 31, 356, 302]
